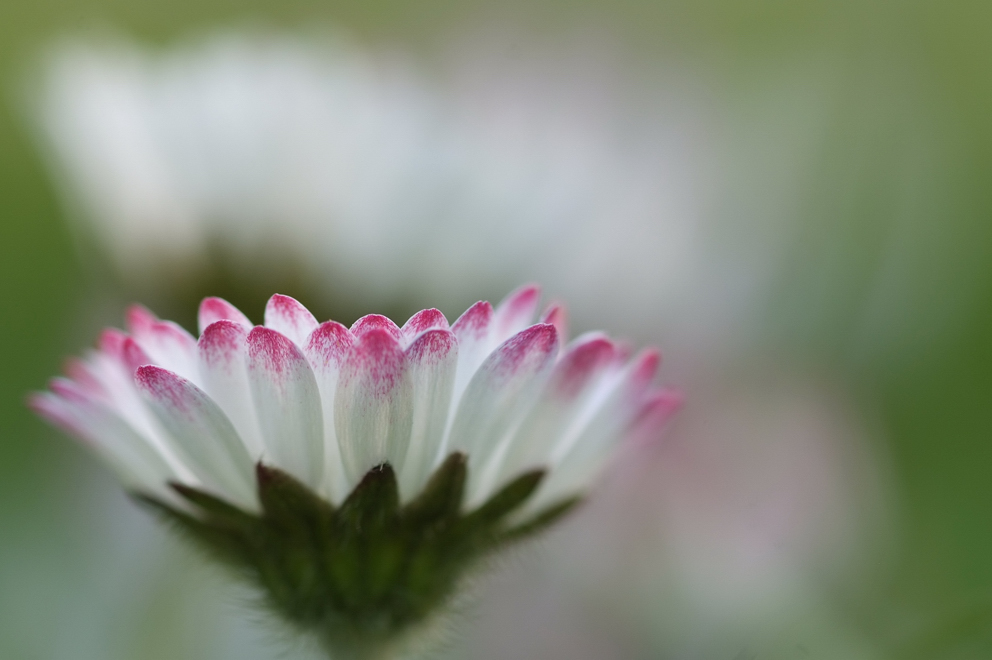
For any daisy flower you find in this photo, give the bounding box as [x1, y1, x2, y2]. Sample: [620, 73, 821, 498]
[30, 285, 679, 658]
[32, 32, 728, 342]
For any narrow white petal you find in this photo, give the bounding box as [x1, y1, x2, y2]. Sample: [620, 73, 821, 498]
[83, 333, 192, 477]
[136, 365, 257, 509]
[497, 334, 617, 482]
[400, 309, 448, 346]
[304, 320, 354, 503]
[447, 300, 494, 429]
[264, 294, 319, 347]
[520, 351, 668, 516]
[30, 386, 177, 496]
[539, 302, 569, 345]
[491, 284, 541, 345]
[246, 326, 324, 489]
[198, 297, 253, 334]
[351, 314, 402, 341]
[398, 329, 457, 501]
[87, 333, 164, 440]
[198, 320, 265, 456]
[334, 328, 413, 486]
[126, 304, 200, 384]
[447, 323, 559, 504]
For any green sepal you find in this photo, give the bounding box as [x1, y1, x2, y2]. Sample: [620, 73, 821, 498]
[498, 496, 583, 545]
[336, 464, 400, 536]
[402, 452, 466, 527]
[256, 463, 335, 525]
[170, 481, 257, 527]
[135, 455, 580, 659]
[132, 492, 258, 568]
[461, 469, 545, 530]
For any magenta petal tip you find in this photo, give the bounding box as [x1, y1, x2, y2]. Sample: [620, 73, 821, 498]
[351, 314, 402, 341]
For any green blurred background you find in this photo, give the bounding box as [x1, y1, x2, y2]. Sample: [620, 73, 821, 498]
[2, 1, 992, 658]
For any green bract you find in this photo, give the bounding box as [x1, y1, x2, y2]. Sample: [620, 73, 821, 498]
[137, 452, 579, 659]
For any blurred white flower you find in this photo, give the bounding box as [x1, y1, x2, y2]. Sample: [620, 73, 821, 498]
[32, 31, 766, 349]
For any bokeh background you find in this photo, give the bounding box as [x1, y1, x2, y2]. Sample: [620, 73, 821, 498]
[2, 1, 992, 659]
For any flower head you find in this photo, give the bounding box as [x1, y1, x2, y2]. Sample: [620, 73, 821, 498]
[31, 285, 678, 657]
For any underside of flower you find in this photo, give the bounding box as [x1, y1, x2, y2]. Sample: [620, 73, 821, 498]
[31, 285, 680, 657]
[141, 455, 576, 658]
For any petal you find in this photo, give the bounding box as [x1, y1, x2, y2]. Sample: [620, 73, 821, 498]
[29, 389, 177, 494]
[446, 323, 560, 504]
[398, 328, 457, 500]
[305, 321, 354, 371]
[136, 365, 257, 508]
[541, 347, 667, 478]
[451, 300, 493, 345]
[627, 348, 662, 393]
[304, 321, 355, 502]
[30, 390, 88, 441]
[198, 297, 252, 335]
[122, 337, 152, 373]
[86, 342, 172, 450]
[497, 334, 618, 481]
[43, 376, 188, 482]
[351, 314, 402, 341]
[401, 309, 448, 344]
[628, 388, 684, 446]
[537, 348, 661, 472]
[334, 328, 413, 486]
[547, 334, 618, 401]
[540, 303, 569, 345]
[63, 358, 107, 401]
[198, 320, 264, 456]
[492, 284, 541, 344]
[246, 327, 324, 489]
[97, 328, 128, 360]
[449, 300, 495, 415]
[130, 319, 199, 383]
[94, 330, 143, 392]
[264, 294, 318, 347]
[526, 385, 680, 515]
[125, 304, 158, 335]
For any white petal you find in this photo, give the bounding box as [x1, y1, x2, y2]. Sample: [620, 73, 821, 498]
[87, 332, 186, 470]
[264, 294, 319, 347]
[198, 297, 253, 335]
[398, 328, 457, 501]
[334, 328, 413, 486]
[539, 302, 569, 345]
[448, 300, 494, 420]
[304, 320, 354, 502]
[548, 351, 656, 467]
[447, 323, 559, 504]
[127, 306, 199, 384]
[492, 284, 541, 344]
[351, 314, 403, 341]
[522, 350, 666, 514]
[125, 304, 158, 335]
[246, 326, 324, 489]
[198, 320, 264, 456]
[400, 309, 448, 346]
[497, 334, 618, 482]
[30, 385, 177, 495]
[136, 365, 257, 509]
